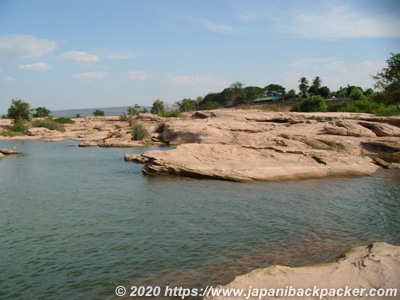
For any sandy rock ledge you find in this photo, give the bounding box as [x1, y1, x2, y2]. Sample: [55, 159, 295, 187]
[204, 242, 400, 300]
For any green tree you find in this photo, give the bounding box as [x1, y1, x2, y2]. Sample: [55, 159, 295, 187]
[151, 100, 165, 115]
[318, 86, 330, 98]
[298, 77, 309, 94]
[312, 76, 322, 90]
[175, 98, 196, 112]
[287, 89, 296, 99]
[93, 109, 105, 116]
[372, 52, 400, 105]
[7, 99, 32, 124]
[349, 88, 366, 101]
[229, 81, 245, 104]
[264, 84, 286, 98]
[32, 106, 51, 118]
[290, 96, 327, 112]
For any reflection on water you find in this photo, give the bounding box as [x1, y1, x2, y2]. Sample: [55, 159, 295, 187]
[0, 140, 399, 300]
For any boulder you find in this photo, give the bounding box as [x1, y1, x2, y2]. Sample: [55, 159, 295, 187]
[78, 140, 98, 147]
[358, 121, 400, 137]
[324, 120, 376, 137]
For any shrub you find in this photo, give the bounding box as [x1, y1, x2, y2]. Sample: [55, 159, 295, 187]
[327, 101, 349, 112]
[161, 110, 183, 118]
[11, 122, 28, 132]
[131, 123, 149, 140]
[31, 118, 66, 132]
[290, 96, 326, 112]
[93, 109, 105, 116]
[53, 117, 75, 124]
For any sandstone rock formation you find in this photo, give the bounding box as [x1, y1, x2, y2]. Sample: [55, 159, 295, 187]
[204, 242, 400, 300]
[126, 110, 399, 181]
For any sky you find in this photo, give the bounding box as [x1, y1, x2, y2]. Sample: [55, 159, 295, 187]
[0, 0, 400, 113]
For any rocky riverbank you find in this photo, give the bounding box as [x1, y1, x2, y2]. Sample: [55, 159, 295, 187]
[2, 110, 399, 178]
[125, 109, 400, 181]
[204, 242, 400, 300]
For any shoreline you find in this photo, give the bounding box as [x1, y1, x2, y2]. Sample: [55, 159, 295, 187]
[2, 110, 400, 179]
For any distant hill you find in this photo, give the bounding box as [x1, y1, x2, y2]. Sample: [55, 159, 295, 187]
[50, 106, 150, 117]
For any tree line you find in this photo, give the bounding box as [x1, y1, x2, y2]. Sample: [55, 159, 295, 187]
[3, 53, 400, 128]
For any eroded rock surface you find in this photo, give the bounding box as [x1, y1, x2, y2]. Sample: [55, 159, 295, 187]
[127, 110, 399, 181]
[204, 242, 400, 300]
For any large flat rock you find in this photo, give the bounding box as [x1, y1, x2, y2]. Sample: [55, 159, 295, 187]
[204, 242, 400, 300]
[138, 143, 379, 181]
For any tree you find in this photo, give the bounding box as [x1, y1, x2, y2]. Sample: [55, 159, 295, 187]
[7, 99, 32, 124]
[372, 52, 400, 105]
[318, 86, 330, 98]
[312, 76, 322, 90]
[229, 81, 245, 104]
[290, 96, 327, 112]
[264, 84, 286, 98]
[151, 100, 165, 115]
[175, 98, 196, 112]
[298, 77, 309, 94]
[93, 109, 105, 116]
[32, 106, 51, 118]
[287, 89, 296, 99]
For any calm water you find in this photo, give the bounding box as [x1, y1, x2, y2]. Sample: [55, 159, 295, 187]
[0, 140, 399, 300]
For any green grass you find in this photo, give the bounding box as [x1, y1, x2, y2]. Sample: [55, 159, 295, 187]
[31, 118, 66, 132]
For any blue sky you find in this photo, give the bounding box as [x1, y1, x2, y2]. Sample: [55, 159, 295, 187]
[1, 0, 399, 113]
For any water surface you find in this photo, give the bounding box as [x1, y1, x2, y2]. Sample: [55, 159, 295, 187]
[0, 140, 399, 299]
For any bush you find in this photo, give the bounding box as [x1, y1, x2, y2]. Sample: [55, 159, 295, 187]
[31, 118, 66, 132]
[53, 117, 75, 124]
[291, 96, 326, 112]
[93, 109, 105, 116]
[327, 99, 399, 116]
[327, 101, 349, 112]
[161, 110, 183, 118]
[11, 122, 29, 132]
[131, 123, 149, 140]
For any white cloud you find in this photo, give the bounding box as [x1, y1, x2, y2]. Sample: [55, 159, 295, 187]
[325, 61, 347, 73]
[164, 75, 202, 85]
[283, 58, 386, 91]
[19, 62, 52, 71]
[4, 76, 15, 81]
[0, 34, 57, 60]
[0, 67, 2, 72]
[129, 71, 149, 80]
[288, 58, 331, 69]
[193, 18, 234, 34]
[59, 51, 99, 63]
[285, 5, 400, 39]
[71, 71, 106, 82]
[103, 50, 139, 60]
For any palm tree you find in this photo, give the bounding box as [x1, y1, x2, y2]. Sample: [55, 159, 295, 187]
[312, 76, 322, 90]
[298, 77, 309, 95]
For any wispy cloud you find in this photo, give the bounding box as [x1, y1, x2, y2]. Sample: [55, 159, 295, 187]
[129, 71, 149, 81]
[288, 58, 331, 70]
[283, 58, 385, 90]
[164, 74, 203, 85]
[4, 76, 15, 81]
[163, 74, 227, 87]
[71, 71, 106, 82]
[287, 5, 400, 39]
[0, 34, 57, 60]
[233, 2, 400, 39]
[103, 49, 139, 60]
[59, 51, 99, 63]
[19, 62, 52, 71]
[192, 18, 234, 34]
